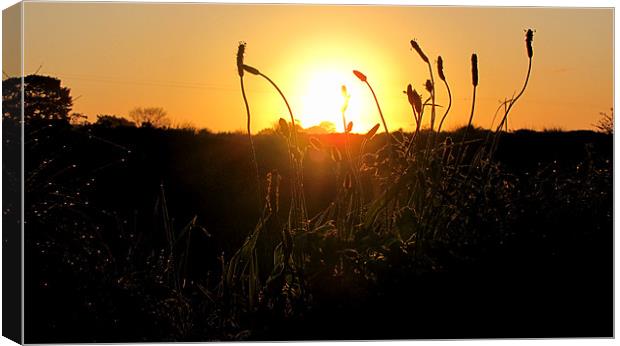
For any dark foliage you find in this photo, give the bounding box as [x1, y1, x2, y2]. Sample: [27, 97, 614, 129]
[3, 74, 72, 124]
[19, 122, 612, 342]
[94, 114, 137, 128]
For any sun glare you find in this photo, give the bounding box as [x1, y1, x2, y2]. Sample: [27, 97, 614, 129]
[296, 68, 367, 133]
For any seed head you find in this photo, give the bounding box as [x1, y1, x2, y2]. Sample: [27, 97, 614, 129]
[410, 40, 429, 63]
[406, 84, 415, 108]
[525, 29, 534, 58]
[365, 123, 380, 141]
[353, 70, 367, 82]
[412, 88, 422, 115]
[236, 42, 246, 77]
[425, 79, 433, 93]
[437, 56, 446, 81]
[346, 121, 353, 133]
[243, 64, 260, 75]
[471, 53, 478, 87]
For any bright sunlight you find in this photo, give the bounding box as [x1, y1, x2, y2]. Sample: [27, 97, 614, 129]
[296, 67, 370, 133]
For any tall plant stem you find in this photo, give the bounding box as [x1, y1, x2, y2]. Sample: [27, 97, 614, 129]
[258, 72, 298, 147]
[490, 58, 532, 157]
[421, 62, 438, 157]
[342, 109, 364, 223]
[364, 80, 392, 156]
[258, 72, 307, 226]
[496, 59, 531, 133]
[363, 79, 392, 231]
[456, 85, 477, 165]
[426, 63, 437, 133]
[405, 105, 421, 157]
[437, 79, 453, 133]
[240, 76, 262, 210]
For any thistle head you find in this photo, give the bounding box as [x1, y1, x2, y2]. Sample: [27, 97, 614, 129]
[353, 70, 367, 82]
[410, 39, 429, 63]
[236, 42, 246, 77]
[471, 53, 478, 87]
[525, 29, 534, 58]
[437, 56, 446, 81]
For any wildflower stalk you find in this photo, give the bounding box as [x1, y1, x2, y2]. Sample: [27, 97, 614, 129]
[244, 64, 307, 228]
[341, 86, 362, 202]
[257, 72, 298, 147]
[489, 29, 535, 157]
[410, 41, 436, 128]
[354, 69, 393, 232]
[404, 84, 422, 157]
[237, 43, 262, 210]
[353, 70, 392, 157]
[455, 53, 479, 165]
[426, 65, 436, 133]
[368, 82, 389, 139]
[436, 56, 453, 134]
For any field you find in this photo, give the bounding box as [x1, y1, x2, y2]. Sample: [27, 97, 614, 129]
[12, 120, 612, 342]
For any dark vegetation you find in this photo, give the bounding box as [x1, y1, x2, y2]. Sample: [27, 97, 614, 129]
[16, 123, 612, 342]
[3, 29, 613, 342]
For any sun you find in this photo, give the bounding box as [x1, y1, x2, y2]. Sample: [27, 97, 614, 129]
[296, 68, 367, 133]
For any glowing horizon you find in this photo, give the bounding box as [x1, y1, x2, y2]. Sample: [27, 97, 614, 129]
[8, 3, 614, 133]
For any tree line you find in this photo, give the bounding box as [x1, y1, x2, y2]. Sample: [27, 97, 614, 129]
[3, 74, 171, 128]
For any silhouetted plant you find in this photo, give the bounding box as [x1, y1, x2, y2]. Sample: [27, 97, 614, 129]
[237, 42, 262, 209]
[410, 40, 437, 134]
[489, 29, 535, 157]
[353, 69, 392, 157]
[436, 56, 453, 133]
[455, 53, 479, 164]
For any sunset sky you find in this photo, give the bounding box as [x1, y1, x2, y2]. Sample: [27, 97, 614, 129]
[6, 2, 614, 133]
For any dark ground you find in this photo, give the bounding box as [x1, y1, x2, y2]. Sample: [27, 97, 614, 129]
[10, 122, 612, 342]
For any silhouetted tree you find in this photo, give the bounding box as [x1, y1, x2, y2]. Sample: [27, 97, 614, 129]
[128, 107, 170, 128]
[2, 74, 72, 124]
[94, 114, 136, 128]
[594, 108, 613, 135]
[69, 112, 90, 126]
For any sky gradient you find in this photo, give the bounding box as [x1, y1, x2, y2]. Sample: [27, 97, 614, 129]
[12, 3, 614, 133]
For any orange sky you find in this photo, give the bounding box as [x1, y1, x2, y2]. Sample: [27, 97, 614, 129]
[7, 3, 614, 133]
